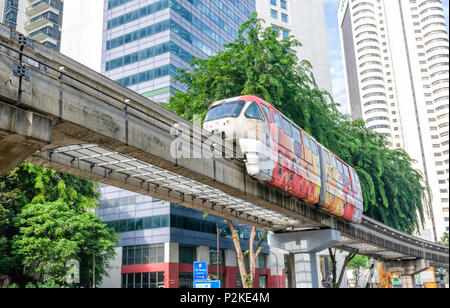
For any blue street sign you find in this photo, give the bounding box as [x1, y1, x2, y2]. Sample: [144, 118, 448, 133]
[193, 261, 208, 281]
[194, 280, 221, 289]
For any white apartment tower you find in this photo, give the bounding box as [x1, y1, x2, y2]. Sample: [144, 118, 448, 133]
[338, 0, 449, 242]
[256, 0, 333, 93]
[1, 0, 65, 50]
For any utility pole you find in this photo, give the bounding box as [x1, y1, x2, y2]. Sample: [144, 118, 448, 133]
[216, 224, 220, 284]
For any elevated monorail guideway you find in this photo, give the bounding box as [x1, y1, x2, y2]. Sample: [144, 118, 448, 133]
[0, 24, 448, 268]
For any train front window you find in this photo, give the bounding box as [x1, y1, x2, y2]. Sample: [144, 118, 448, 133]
[261, 104, 272, 122]
[204, 101, 246, 122]
[245, 103, 265, 121]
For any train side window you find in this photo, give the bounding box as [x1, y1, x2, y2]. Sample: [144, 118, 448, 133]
[310, 139, 319, 156]
[322, 149, 331, 165]
[331, 156, 337, 168]
[282, 117, 292, 137]
[343, 164, 350, 178]
[245, 103, 265, 121]
[337, 160, 344, 174]
[303, 133, 311, 149]
[292, 127, 302, 144]
[260, 104, 272, 123]
[351, 168, 360, 185]
[273, 112, 282, 130]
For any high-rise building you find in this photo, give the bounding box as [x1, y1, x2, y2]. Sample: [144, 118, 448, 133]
[338, 0, 449, 241]
[60, 0, 104, 72]
[102, 0, 256, 103]
[255, 0, 333, 93]
[1, 0, 65, 50]
[97, 0, 290, 289]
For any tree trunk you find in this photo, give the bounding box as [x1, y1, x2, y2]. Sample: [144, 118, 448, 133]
[226, 220, 249, 288]
[328, 248, 356, 288]
[226, 220, 267, 289]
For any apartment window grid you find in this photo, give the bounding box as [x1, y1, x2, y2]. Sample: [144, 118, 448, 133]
[270, 0, 288, 22]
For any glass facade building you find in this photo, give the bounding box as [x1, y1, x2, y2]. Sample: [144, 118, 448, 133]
[102, 0, 255, 102]
[98, 0, 286, 288]
[97, 185, 280, 288]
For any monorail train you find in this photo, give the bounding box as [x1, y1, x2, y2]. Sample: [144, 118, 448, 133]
[203, 95, 364, 224]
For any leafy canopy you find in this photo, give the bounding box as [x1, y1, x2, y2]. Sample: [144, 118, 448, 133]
[12, 201, 119, 288]
[168, 14, 430, 234]
[0, 163, 118, 287]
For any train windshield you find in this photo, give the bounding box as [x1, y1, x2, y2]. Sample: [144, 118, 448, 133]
[204, 101, 246, 122]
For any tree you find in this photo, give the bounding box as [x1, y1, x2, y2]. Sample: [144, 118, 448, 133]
[347, 254, 369, 288]
[226, 219, 267, 288]
[168, 14, 429, 235]
[328, 248, 357, 288]
[436, 232, 449, 285]
[12, 201, 119, 287]
[0, 163, 118, 287]
[440, 232, 449, 247]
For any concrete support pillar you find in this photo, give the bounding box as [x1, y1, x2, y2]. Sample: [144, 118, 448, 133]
[382, 259, 431, 289]
[401, 275, 415, 289]
[269, 229, 341, 288]
[0, 101, 52, 176]
[287, 253, 296, 288]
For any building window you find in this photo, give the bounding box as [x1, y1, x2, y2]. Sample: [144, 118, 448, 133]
[179, 246, 196, 264]
[281, 0, 287, 9]
[271, 0, 277, 5]
[259, 275, 267, 288]
[237, 274, 243, 288]
[271, 10, 278, 19]
[258, 254, 267, 268]
[179, 272, 194, 288]
[121, 272, 164, 288]
[282, 29, 290, 38]
[281, 13, 288, 23]
[122, 244, 164, 266]
[210, 248, 225, 266]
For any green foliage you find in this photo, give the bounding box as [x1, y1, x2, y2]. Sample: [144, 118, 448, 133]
[440, 232, 449, 247]
[0, 163, 118, 288]
[347, 255, 369, 271]
[12, 201, 119, 288]
[168, 14, 429, 234]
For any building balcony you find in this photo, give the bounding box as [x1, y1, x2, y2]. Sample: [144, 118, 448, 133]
[26, 0, 56, 16]
[24, 15, 54, 31]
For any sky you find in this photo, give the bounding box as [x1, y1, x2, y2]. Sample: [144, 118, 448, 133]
[323, 0, 450, 115]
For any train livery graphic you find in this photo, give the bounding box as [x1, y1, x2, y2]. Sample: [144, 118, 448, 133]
[203, 95, 364, 224]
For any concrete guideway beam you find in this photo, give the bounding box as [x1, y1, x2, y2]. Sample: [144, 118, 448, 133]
[382, 259, 431, 289]
[0, 101, 52, 176]
[270, 230, 341, 288]
[382, 259, 430, 276]
[270, 229, 342, 253]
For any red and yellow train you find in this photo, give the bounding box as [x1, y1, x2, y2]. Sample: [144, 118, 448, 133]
[203, 95, 364, 224]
